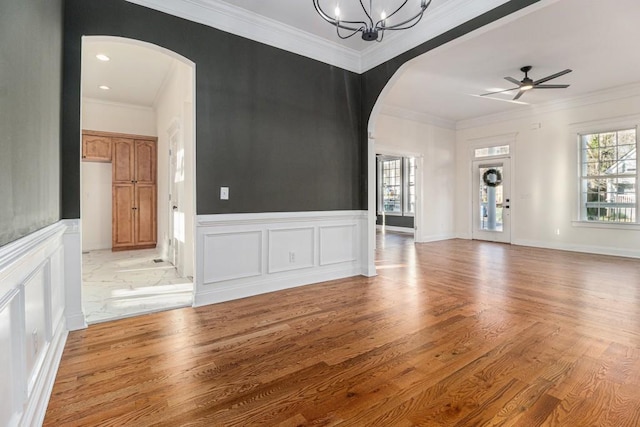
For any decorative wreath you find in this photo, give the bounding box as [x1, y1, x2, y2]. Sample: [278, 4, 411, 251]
[482, 168, 502, 187]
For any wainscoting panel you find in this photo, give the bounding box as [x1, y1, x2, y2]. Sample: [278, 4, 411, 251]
[195, 211, 366, 307]
[319, 224, 356, 266]
[0, 222, 69, 427]
[268, 227, 314, 273]
[203, 231, 262, 283]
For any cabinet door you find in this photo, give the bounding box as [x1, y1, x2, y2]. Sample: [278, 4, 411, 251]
[82, 134, 112, 162]
[135, 140, 156, 185]
[112, 184, 135, 249]
[112, 138, 134, 184]
[135, 184, 157, 247]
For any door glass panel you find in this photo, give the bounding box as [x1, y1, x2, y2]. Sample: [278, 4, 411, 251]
[478, 166, 504, 232]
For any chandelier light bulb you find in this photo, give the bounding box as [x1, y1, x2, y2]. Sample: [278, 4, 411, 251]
[334, 6, 340, 18]
[380, 11, 386, 20]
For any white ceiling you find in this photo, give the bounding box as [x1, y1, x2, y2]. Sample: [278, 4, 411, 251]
[85, 0, 640, 126]
[82, 38, 178, 107]
[382, 0, 640, 123]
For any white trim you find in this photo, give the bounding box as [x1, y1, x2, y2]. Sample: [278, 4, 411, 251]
[195, 211, 367, 306]
[126, 0, 361, 72]
[571, 221, 640, 231]
[376, 225, 414, 234]
[82, 97, 156, 112]
[197, 210, 365, 226]
[379, 106, 456, 130]
[125, 0, 519, 73]
[513, 238, 640, 259]
[419, 233, 456, 243]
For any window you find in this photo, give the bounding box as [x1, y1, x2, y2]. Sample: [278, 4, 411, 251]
[580, 128, 637, 223]
[377, 155, 416, 216]
[474, 145, 510, 158]
[405, 157, 416, 214]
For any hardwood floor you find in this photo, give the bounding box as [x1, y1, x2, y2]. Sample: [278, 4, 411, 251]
[44, 237, 640, 426]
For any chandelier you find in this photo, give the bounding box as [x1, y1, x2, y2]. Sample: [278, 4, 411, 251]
[312, 0, 433, 42]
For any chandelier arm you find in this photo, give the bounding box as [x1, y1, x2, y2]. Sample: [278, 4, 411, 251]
[312, 0, 367, 31]
[376, 0, 431, 30]
[336, 24, 366, 40]
[359, 0, 374, 27]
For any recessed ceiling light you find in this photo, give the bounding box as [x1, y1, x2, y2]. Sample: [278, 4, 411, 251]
[99, 85, 110, 90]
[96, 54, 110, 61]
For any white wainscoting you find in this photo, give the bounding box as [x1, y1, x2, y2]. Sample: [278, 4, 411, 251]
[195, 211, 367, 306]
[0, 222, 69, 427]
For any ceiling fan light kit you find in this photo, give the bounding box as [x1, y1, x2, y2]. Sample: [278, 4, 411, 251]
[312, 0, 433, 42]
[481, 65, 572, 100]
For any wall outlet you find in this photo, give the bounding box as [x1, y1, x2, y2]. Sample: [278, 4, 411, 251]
[289, 251, 295, 263]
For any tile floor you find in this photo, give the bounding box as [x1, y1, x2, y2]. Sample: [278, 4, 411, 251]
[82, 248, 193, 324]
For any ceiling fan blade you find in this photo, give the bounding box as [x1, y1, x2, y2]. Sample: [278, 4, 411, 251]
[533, 84, 570, 89]
[533, 69, 572, 85]
[480, 86, 520, 96]
[504, 76, 521, 85]
[513, 90, 525, 100]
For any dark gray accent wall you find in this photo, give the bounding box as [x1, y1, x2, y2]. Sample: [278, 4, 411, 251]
[0, 0, 62, 247]
[376, 215, 414, 229]
[61, 0, 362, 218]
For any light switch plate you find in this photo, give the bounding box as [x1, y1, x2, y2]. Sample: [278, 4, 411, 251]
[220, 186, 229, 200]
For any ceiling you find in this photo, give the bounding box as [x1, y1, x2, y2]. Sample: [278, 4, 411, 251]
[82, 38, 178, 107]
[85, 0, 640, 125]
[382, 0, 640, 123]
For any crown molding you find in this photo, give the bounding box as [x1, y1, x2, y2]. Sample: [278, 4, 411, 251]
[126, 0, 362, 73]
[380, 105, 456, 130]
[456, 82, 640, 130]
[82, 97, 156, 111]
[125, 0, 520, 74]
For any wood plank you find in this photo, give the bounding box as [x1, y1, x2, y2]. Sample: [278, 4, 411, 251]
[44, 237, 640, 426]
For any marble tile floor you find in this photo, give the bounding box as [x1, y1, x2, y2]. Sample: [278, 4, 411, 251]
[83, 248, 193, 324]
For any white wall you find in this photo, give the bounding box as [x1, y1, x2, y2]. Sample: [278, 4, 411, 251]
[374, 113, 457, 242]
[455, 89, 640, 258]
[154, 62, 195, 278]
[80, 98, 157, 250]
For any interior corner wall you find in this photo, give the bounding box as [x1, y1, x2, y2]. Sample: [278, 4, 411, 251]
[455, 94, 640, 257]
[375, 114, 456, 241]
[154, 61, 195, 277]
[62, 0, 363, 220]
[80, 99, 157, 250]
[0, 0, 62, 247]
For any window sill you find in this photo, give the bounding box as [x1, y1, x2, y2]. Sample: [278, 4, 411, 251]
[572, 220, 640, 231]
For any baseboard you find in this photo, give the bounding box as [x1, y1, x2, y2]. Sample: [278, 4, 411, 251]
[376, 225, 414, 233]
[512, 239, 640, 259]
[417, 233, 456, 243]
[194, 265, 362, 306]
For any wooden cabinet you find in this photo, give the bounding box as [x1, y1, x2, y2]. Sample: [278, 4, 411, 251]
[82, 133, 112, 162]
[111, 138, 157, 251]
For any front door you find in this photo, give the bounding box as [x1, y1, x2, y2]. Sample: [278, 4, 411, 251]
[472, 159, 511, 243]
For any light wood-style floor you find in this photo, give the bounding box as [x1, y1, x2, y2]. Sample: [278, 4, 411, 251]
[45, 235, 640, 426]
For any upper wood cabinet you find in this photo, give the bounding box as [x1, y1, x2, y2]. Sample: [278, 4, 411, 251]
[112, 138, 135, 183]
[82, 133, 112, 162]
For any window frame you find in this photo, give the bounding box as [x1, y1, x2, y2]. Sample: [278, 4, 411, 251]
[574, 120, 639, 228]
[376, 155, 416, 217]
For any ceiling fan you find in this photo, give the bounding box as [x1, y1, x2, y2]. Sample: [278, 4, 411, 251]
[480, 66, 572, 100]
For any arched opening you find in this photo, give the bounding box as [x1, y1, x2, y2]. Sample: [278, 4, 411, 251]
[79, 36, 196, 323]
